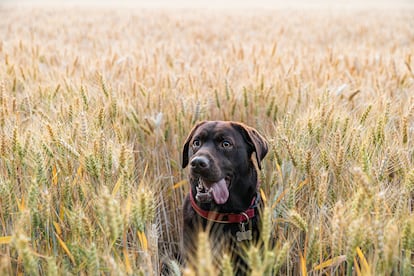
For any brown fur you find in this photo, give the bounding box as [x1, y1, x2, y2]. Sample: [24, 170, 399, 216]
[181, 121, 268, 272]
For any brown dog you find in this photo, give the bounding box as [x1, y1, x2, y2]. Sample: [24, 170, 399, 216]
[181, 121, 268, 271]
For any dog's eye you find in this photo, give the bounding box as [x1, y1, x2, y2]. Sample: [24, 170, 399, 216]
[222, 141, 232, 148]
[192, 139, 201, 148]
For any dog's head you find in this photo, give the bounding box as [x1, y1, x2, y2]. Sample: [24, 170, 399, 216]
[182, 121, 268, 211]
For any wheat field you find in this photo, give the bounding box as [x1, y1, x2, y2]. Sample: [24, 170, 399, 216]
[0, 3, 413, 275]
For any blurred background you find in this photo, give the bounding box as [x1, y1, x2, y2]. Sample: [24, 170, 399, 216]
[2, 0, 414, 9]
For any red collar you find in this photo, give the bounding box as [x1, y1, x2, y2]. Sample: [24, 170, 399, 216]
[189, 188, 257, 224]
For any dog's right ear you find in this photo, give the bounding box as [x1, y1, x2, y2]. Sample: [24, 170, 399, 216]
[182, 121, 207, 168]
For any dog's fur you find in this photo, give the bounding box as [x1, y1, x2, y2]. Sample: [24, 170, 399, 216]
[181, 121, 268, 272]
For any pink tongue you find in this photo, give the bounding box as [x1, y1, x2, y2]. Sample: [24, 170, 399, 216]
[210, 178, 229, 204]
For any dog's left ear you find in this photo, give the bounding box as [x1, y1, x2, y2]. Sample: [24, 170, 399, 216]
[182, 121, 207, 169]
[232, 122, 268, 170]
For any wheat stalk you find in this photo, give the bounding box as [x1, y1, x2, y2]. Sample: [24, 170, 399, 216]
[0, 6, 413, 275]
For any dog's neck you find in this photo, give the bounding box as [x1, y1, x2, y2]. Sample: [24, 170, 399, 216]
[189, 187, 260, 224]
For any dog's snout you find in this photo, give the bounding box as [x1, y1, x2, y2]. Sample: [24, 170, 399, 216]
[190, 156, 210, 170]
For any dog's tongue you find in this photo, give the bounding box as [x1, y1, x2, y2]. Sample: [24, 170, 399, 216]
[210, 178, 229, 204]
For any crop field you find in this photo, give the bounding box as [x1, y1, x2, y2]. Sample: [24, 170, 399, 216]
[0, 3, 413, 275]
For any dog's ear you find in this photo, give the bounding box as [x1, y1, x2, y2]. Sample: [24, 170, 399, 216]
[232, 122, 268, 170]
[182, 121, 207, 168]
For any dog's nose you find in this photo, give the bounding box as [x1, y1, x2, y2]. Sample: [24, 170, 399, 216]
[190, 156, 210, 170]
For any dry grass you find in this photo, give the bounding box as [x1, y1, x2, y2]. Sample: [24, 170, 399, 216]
[0, 4, 413, 275]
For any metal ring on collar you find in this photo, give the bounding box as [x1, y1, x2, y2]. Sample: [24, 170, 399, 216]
[240, 212, 249, 223]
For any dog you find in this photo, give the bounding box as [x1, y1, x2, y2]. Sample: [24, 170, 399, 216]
[181, 120, 268, 272]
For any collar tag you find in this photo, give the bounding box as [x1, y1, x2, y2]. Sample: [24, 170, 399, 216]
[236, 222, 252, 242]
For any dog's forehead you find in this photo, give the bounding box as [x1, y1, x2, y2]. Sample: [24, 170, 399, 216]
[194, 121, 243, 140]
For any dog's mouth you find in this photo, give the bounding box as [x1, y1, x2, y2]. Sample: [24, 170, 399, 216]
[196, 176, 231, 205]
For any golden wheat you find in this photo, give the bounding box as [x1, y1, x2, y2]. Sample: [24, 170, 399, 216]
[0, 3, 413, 275]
